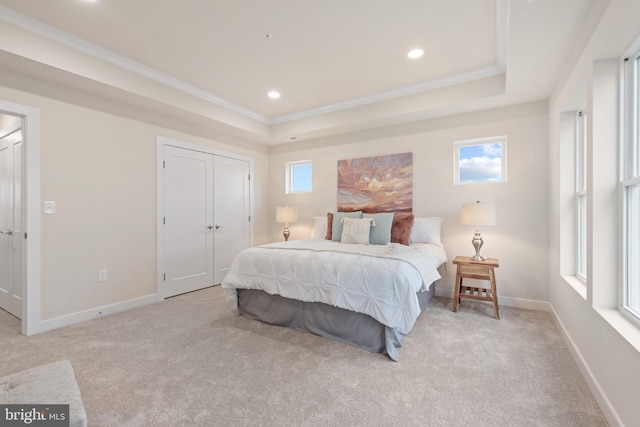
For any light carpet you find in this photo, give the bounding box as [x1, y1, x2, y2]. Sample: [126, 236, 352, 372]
[0, 286, 607, 426]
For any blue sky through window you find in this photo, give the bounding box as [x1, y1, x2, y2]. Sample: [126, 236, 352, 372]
[291, 162, 312, 192]
[458, 142, 503, 183]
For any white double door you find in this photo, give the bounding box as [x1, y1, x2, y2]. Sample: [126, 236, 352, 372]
[0, 124, 24, 318]
[162, 145, 250, 298]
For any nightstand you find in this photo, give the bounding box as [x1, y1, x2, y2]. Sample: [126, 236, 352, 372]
[452, 256, 500, 319]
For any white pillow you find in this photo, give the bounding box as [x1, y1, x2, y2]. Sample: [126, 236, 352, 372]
[341, 217, 375, 245]
[409, 217, 444, 246]
[310, 216, 327, 239]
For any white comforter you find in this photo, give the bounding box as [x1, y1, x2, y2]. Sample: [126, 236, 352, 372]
[222, 239, 447, 334]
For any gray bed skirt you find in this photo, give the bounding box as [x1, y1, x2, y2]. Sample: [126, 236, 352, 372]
[236, 284, 435, 361]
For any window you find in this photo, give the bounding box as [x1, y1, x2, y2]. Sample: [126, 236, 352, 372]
[622, 52, 640, 321]
[454, 136, 506, 185]
[286, 160, 312, 193]
[576, 112, 587, 280]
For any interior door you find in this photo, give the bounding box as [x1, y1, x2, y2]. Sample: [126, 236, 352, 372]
[213, 155, 250, 284]
[163, 145, 214, 298]
[0, 125, 23, 318]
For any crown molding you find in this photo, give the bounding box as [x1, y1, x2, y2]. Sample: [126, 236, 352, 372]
[496, 0, 510, 70]
[0, 5, 271, 124]
[270, 66, 504, 125]
[0, 1, 509, 128]
[273, 0, 509, 125]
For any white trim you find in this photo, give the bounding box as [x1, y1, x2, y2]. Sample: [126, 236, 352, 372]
[549, 304, 624, 427]
[434, 288, 550, 312]
[286, 159, 313, 194]
[495, 0, 510, 71]
[0, 99, 41, 336]
[434, 287, 623, 426]
[271, 66, 504, 124]
[0, 3, 509, 126]
[156, 136, 254, 299]
[157, 136, 254, 165]
[0, 121, 21, 138]
[453, 135, 508, 185]
[620, 44, 640, 323]
[39, 294, 159, 333]
[561, 274, 588, 300]
[156, 140, 165, 303]
[0, 5, 269, 125]
[273, 0, 510, 124]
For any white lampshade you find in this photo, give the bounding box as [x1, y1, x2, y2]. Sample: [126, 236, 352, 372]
[461, 201, 496, 226]
[276, 206, 298, 224]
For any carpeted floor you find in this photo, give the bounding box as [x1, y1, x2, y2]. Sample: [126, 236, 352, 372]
[0, 286, 607, 426]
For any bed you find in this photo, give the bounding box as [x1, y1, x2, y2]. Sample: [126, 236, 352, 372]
[221, 214, 447, 361]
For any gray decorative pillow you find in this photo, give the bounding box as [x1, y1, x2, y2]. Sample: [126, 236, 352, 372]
[364, 213, 394, 245]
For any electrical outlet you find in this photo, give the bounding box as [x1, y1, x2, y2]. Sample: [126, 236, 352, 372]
[98, 269, 108, 282]
[44, 201, 55, 214]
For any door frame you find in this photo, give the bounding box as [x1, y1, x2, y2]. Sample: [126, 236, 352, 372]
[0, 99, 41, 336]
[156, 136, 253, 300]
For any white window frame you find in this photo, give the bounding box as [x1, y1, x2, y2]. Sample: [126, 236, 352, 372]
[621, 50, 640, 324]
[576, 111, 588, 281]
[286, 160, 312, 194]
[454, 136, 507, 185]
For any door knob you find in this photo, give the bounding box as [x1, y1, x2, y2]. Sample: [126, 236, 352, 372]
[207, 224, 214, 230]
[215, 224, 224, 230]
[0, 230, 13, 236]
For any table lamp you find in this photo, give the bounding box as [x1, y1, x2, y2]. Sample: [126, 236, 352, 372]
[461, 201, 496, 261]
[276, 206, 298, 241]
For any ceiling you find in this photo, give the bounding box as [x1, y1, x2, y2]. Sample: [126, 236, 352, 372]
[0, 0, 604, 146]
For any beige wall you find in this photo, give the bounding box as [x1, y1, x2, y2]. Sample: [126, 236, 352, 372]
[0, 112, 20, 129]
[2, 2, 638, 423]
[548, 1, 640, 426]
[0, 85, 270, 321]
[269, 101, 549, 304]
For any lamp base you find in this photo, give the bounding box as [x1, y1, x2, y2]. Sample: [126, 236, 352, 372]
[283, 225, 290, 241]
[470, 231, 486, 261]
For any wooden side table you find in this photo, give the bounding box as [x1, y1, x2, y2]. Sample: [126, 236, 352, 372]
[452, 256, 500, 319]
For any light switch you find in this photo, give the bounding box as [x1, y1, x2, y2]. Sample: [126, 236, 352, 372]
[44, 201, 55, 214]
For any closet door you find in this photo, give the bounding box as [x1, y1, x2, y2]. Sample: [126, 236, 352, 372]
[0, 126, 23, 318]
[162, 146, 214, 298]
[161, 143, 251, 297]
[213, 155, 250, 284]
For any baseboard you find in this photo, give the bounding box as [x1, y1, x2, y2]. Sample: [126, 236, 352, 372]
[548, 303, 623, 427]
[434, 288, 551, 312]
[434, 287, 622, 425]
[38, 294, 159, 334]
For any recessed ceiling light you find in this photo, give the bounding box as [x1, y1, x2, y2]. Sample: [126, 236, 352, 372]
[407, 49, 424, 59]
[268, 91, 281, 99]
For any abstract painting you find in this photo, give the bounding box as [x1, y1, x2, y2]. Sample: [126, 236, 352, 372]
[337, 152, 413, 213]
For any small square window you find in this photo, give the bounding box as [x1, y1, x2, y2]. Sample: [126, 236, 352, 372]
[454, 136, 506, 185]
[286, 160, 312, 193]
